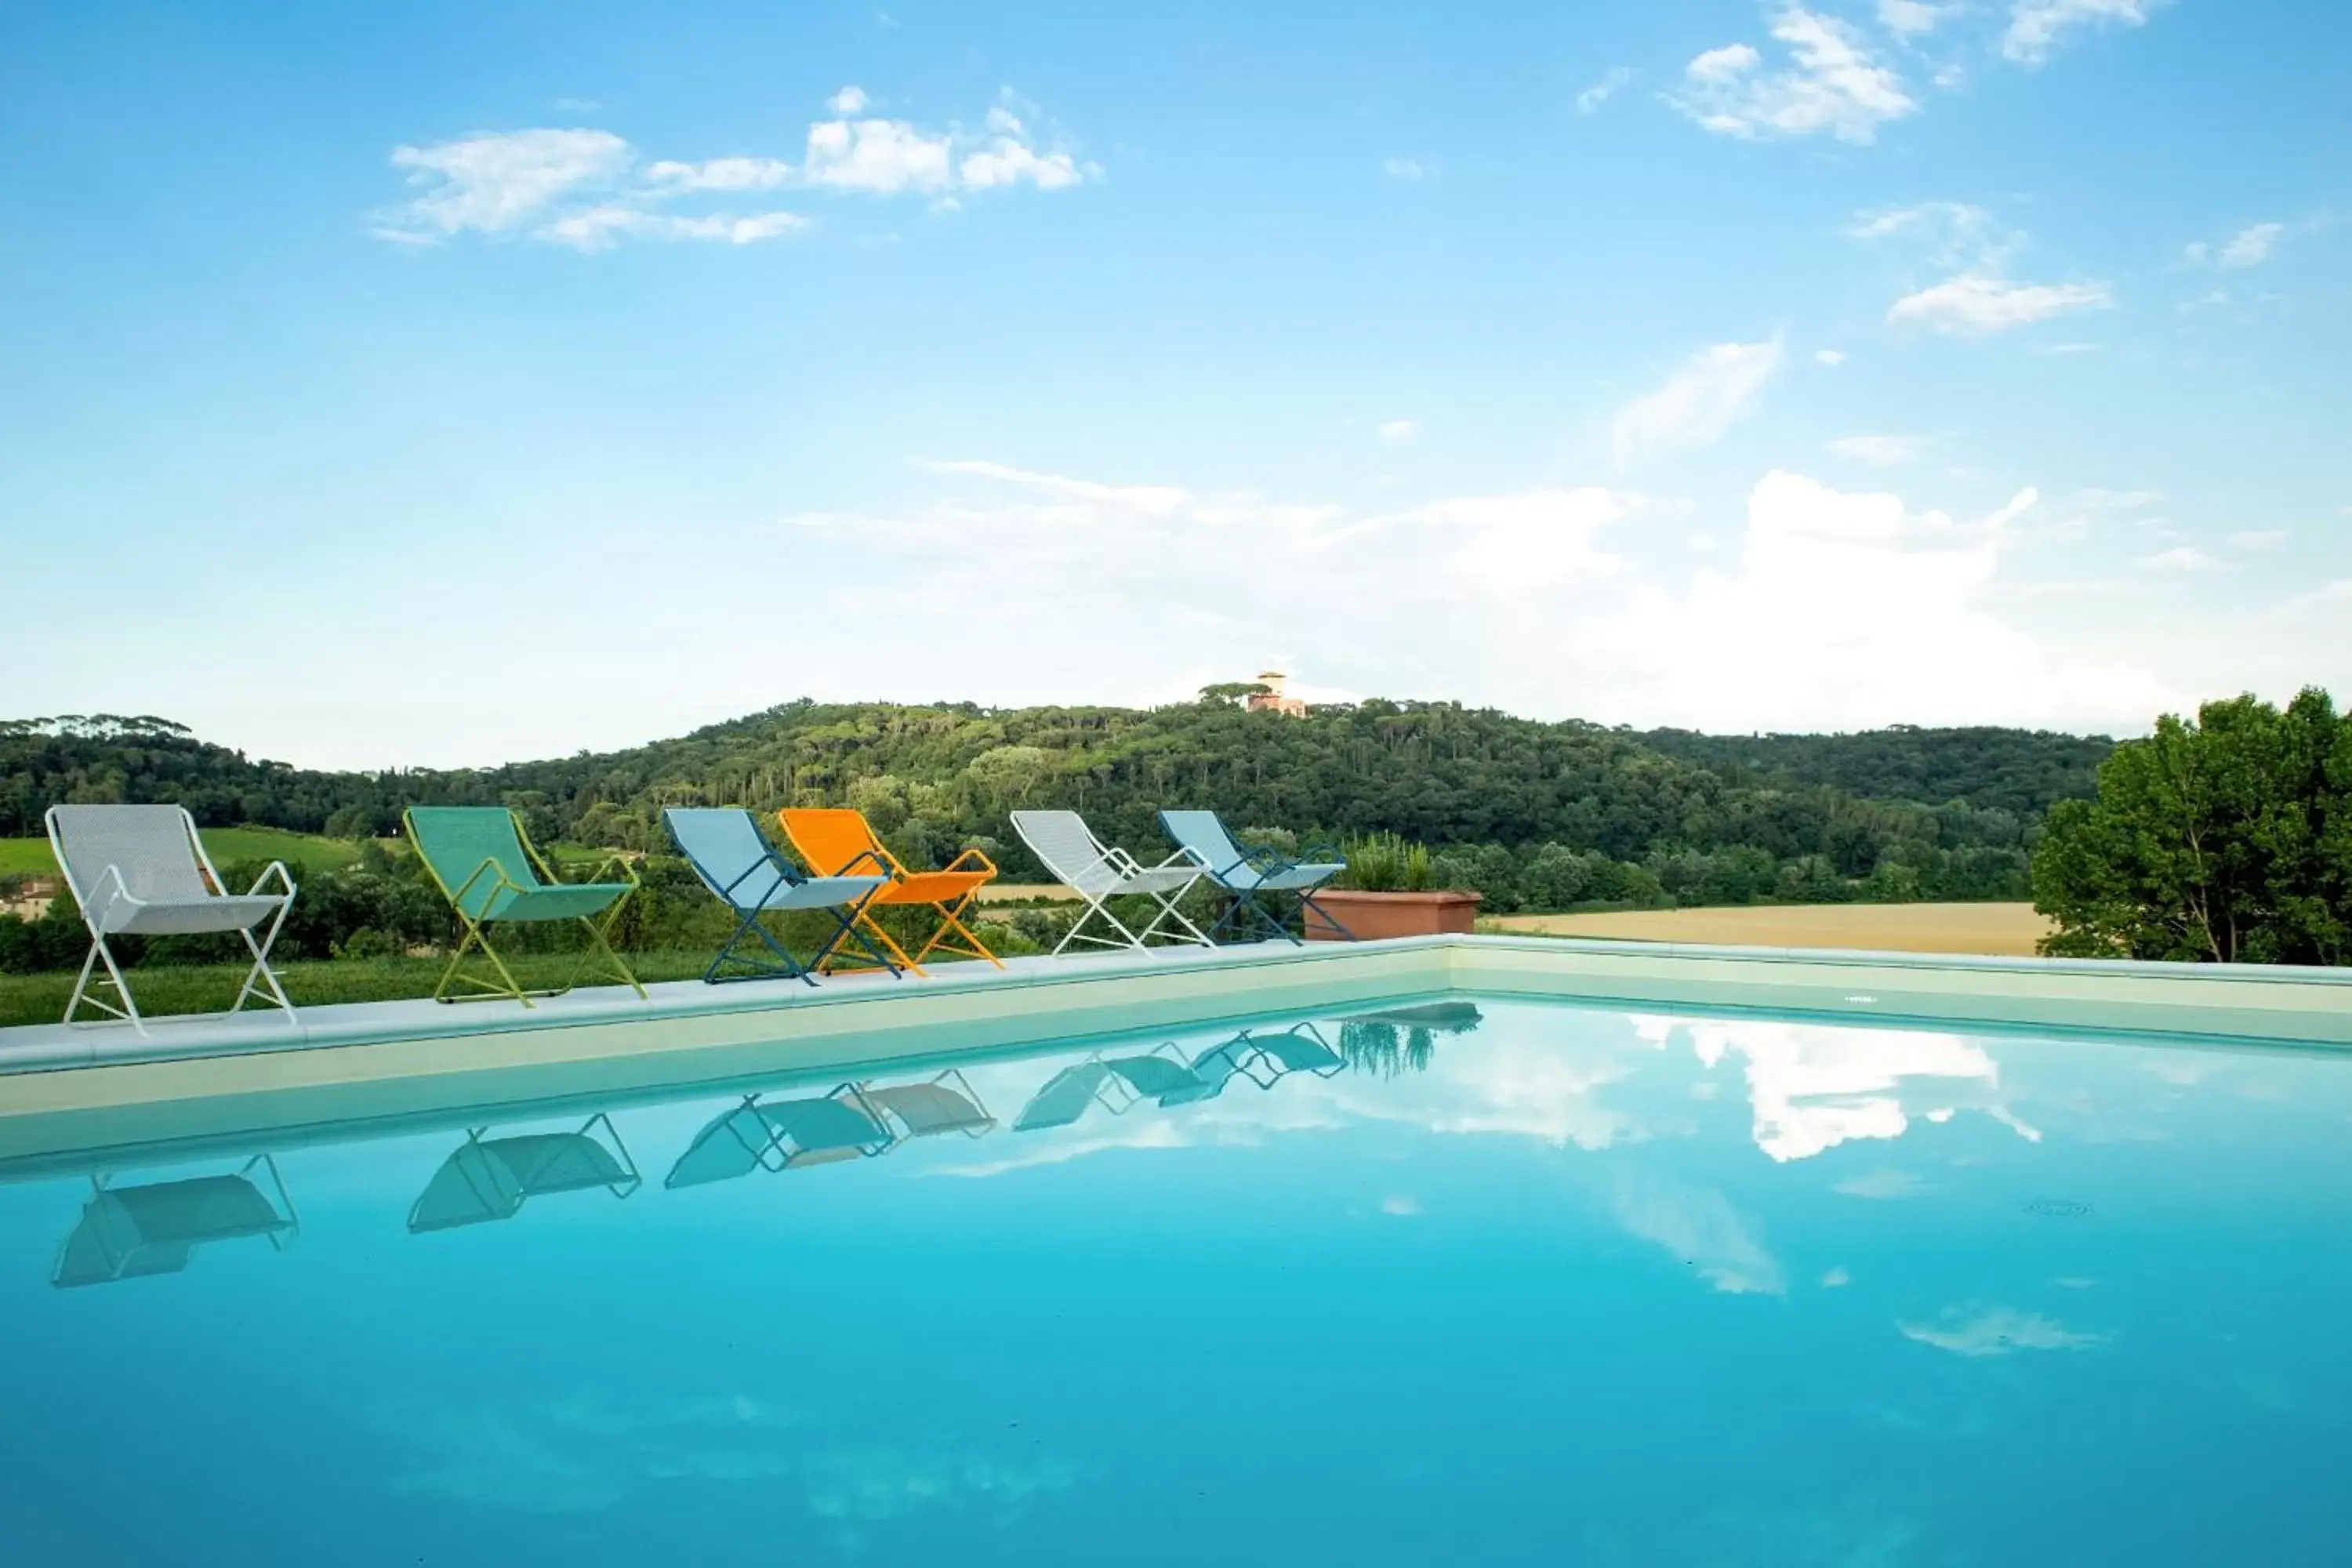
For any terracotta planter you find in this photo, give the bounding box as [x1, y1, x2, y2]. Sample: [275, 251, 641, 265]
[1304, 888, 1483, 941]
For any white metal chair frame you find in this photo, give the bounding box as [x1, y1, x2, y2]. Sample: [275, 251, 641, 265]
[45, 804, 299, 1034]
[1011, 811, 1213, 956]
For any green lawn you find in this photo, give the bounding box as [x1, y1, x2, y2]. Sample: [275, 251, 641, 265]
[0, 827, 367, 879]
[0, 948, 727, 1030]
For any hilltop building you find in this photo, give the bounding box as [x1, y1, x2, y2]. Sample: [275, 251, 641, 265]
[1246, 671, 1309, 718]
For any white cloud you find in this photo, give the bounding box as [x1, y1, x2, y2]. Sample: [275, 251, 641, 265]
[2230, 530, 2286, 550]
[2002, 0, 2158, 67]
[1848, 201, 2012, 269]
[1576, 67, 1633, 114]
[378, 90, 1091, 249]
[1877, 0, 1955, 37]
[377, 129, 633, 242]
[2188, 220, 2288, 270]
[2137, 546, 2222, 573]
[1814, 348, 1848, 366]
[1382, 157, 1428, 180]
[1888, 274, 2113, 332]
[644, 155, 795, 192]
[1610, 1167, 1785, 1294]
[1671, 8, 1918, 144]
[915, 459, 1190, 517]
[1611, 337, 1784, 464]
[1830, 434, 1926, 465]
[1900, 1304, 2107, 1356]
[1377, 419, 1418, 442]
[1579, 471, 2180, 732]
[1834, 1168, 1932, 1199]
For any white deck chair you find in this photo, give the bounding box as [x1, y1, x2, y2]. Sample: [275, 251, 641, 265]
[1010, 810, 1211, 956]
[45, 804, 298, 1033]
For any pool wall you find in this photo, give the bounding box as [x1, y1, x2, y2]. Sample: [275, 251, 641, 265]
[2, 935, 2348, 1170]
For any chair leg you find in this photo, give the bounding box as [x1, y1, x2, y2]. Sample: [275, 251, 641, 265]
[909, 892, 1004, 969]
[1133, 887, 1214, 949]
[230, 901, 299, 1022]
[1053, 894, 1147, 955]
[808, 895, 902, 980]
[64, 935, 146, 1033]
[1298, 890, 1356, 942]
[432, 917, 534, 1006]
[822, 909, 923, 977]
[706, 905, 814, 985]
[563, 909, 645, 1000]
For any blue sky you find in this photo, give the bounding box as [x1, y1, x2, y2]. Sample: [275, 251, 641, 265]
[3, 1, 2347, 768]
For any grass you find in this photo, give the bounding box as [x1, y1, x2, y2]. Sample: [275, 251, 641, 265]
[1, 827, 366, 879]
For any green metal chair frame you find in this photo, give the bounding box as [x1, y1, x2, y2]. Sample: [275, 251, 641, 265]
[404, 806, 645, 1007]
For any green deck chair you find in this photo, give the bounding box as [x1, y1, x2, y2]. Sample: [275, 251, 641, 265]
[405, 806, 644, 1007]
[665, 1087, 894, 1189]
[53, 1156, 299, 1288]
[408, 1116, 641, 1232]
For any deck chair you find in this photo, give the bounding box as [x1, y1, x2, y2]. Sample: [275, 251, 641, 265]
[859, 1069, 996, 1141]
[776, 808, 999, 975]
[45, 804, 298, 1033]
[408, 1115, 641, 1232]
[1012, 1046, 1205, 1131]
[1231, 1022, 1348, 1088]
[1158, 810, 1350, 945]
[1011, 810, 1210, 955]
[53, 1156, 298, 1288]
[663, 808, 897, 985]
[666, 1086, 894, 1188]
[405, 806, 644, 1007]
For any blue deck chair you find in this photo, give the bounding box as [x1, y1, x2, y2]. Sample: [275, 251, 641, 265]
[408, 1116, 641, 1232]
[662, 808, 898, 985]
[53, 1156, 299, 1288]
[1159, 811, 1351, 944]
[1232, 1022, 1347, 1088]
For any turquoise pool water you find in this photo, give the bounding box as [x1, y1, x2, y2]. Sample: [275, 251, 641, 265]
[2, 995, 2349, 1564]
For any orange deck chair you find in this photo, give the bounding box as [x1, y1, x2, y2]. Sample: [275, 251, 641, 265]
[775, 808, 1000, 975]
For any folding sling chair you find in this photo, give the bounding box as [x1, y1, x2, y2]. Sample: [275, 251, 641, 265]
[1012, 1046, 1205, 1131]
[1229, 1022, 1348, 1089]
[404, 806, 644, 1007]
[666, 1085, 894, 1189]
[1158, 810, 1351, 946]
[776, 808, 1000, 976]
[1010, 810, 1210, 956]
[45, 804, 299, 1033]
[52, 1156, 299, 1288]
[858, 1069, 996, 1141]
[408, 1115, 641, 1232]
[662, 808, 898, 985]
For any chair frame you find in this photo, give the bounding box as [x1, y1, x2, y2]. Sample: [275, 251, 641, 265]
[408, 1113, 641, 1232]
[45, 804, 299, 1035]
[1159, 811, 1355, 946]
[663, 809, 901, 985]
[404, 808, 645, 1007]
[777, 811, 1002, 977]
[53, 1153, 300, 1287]
[1011, 811, 1212, 956]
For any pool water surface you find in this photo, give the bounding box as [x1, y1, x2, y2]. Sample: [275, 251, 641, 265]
[2, 995, 2347, 1565]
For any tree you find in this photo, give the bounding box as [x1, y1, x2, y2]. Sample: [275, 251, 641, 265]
[2032, 689, 2351, 964]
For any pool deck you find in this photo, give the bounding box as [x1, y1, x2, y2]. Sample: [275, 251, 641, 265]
[2, 935, 2348, 1169]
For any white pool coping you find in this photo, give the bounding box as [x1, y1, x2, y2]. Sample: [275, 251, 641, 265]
[2, 935, 2347, 1169]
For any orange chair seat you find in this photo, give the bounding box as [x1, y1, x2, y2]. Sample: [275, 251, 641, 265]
[873, 870, 992, 906]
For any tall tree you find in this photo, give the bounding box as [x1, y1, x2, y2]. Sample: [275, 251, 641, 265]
[2034, 690, 2352, 964]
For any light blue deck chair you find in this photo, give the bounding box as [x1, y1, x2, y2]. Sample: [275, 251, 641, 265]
[665, 1086, 894, 1189]
[1158, 810, 1350, 945]
[53, 1156, 298, 1287]
[408, 1115, 641, 1232]
[662, 807, 897, 985]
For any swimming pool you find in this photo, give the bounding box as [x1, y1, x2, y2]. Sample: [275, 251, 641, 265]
[2, 993, 2347, 1563]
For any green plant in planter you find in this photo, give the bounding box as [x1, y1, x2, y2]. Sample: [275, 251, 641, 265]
[1341, 832, 1436, 892]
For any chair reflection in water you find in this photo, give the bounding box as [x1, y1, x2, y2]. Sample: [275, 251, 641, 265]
[666, 1069, 995, 1190]
[53, 1155, 299, 1288]
[408, 1114, 641, 1233]
[1013, 1023, 1346, 1129]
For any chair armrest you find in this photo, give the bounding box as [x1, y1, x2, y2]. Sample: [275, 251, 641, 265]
[838, 848, 901, 883]
[448, 855, 528, 916]
[85, 863, 143, 935]
[945, 846, 998, 878]
[581, 854, 641, 891]
[245, 861, 299, 902]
